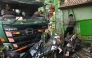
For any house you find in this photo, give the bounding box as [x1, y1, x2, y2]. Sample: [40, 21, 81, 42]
[58, 0, 92, 42]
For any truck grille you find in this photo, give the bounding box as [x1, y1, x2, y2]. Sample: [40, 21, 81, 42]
[3, 24, 47, 48]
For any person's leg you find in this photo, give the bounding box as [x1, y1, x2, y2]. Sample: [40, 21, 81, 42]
[69, 27, 74, 35]
[63, 47, 67, 58]
[64, 27, 69, 38]
[55, 50, 58, 58]
[59, 52, 63, 58]
[69, 31, 73, 35]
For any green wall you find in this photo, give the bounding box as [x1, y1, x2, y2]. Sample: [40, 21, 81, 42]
[63, 6, 92, 20]
[79, 19, 92, 35]
[72, 6, 92, 20]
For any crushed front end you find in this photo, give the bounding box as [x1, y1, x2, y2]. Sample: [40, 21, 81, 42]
[0, 17, 49, 52]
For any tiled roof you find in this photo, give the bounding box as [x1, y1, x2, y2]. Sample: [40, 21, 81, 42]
[60, 0, 92, 9]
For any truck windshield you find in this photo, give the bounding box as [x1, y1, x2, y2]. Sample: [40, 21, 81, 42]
[0, 0, 45, 20]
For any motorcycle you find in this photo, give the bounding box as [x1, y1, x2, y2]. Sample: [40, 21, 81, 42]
[21, 36, 58, 58]
[2, 31, 59, 58]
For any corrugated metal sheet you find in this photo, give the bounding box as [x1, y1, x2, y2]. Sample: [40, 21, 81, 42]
[60, 0, 92, 8]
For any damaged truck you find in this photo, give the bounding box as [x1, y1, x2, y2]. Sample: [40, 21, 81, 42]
[0, 0, 50, 57]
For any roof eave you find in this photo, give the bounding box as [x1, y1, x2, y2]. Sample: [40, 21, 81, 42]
[0, 0, 44, 6]
[59, 2, 92, 10]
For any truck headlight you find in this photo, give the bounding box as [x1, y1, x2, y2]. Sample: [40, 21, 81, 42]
[8, 38, 15, 42]
[5, 32, 12, 37]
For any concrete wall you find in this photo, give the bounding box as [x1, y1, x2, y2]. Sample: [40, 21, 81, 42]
[63, 6, 92, 20]
[56, 10, 63, 34]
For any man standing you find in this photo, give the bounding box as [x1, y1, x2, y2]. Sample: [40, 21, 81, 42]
[63, 14, 76, 38]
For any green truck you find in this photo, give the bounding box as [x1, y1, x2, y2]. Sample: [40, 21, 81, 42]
[0, 0, 49, 52]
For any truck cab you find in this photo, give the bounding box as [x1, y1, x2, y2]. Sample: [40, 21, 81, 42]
[0, 0, 49, 51]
